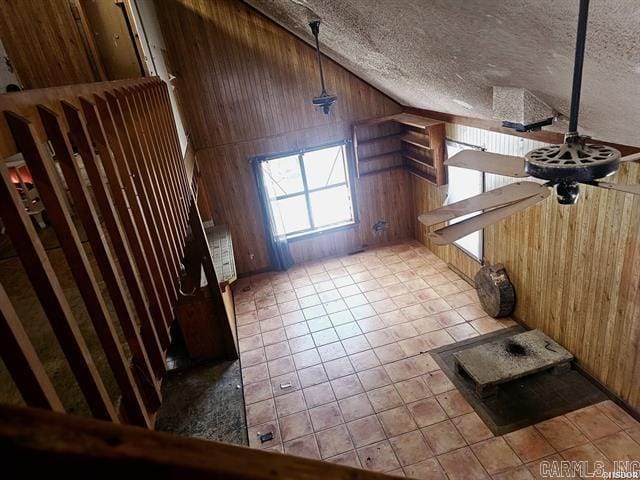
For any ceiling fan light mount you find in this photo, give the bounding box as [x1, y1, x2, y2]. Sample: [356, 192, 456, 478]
[556, 181, 581, 205]
[312, 93, 338, 114]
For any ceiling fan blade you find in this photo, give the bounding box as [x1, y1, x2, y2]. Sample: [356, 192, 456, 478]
[418, 181, 548, 227]
[445, 150, 528, 177]
[428, 187, 551, 245]
[588, 181, 640, 195]
[620, 153, 640, 163]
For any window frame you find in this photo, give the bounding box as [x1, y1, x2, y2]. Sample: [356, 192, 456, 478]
[255, 140, 359, 241]
[445, 138, 485, 263]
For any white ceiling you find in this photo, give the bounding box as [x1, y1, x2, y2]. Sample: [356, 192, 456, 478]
[246, 0, 640, 147]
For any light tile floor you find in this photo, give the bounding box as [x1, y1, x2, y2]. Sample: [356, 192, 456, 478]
[233, 241, 640, 479]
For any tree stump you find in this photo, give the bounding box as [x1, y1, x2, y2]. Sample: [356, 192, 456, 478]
[474, 263, 515, 318]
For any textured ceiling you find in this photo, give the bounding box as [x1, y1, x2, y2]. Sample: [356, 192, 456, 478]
[246, 0, 640, 147]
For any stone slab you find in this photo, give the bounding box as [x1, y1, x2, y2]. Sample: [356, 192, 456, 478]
[431, 327, 607, 436]
[454, 329, 573, 395]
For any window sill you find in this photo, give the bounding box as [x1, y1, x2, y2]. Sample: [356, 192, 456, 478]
[286, 221, 359, 243]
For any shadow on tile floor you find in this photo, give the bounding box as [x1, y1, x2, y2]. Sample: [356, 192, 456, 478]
[156, 358, 248, 445]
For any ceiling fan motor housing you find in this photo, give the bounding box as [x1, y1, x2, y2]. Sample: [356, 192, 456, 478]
[524, 137, 620, 184]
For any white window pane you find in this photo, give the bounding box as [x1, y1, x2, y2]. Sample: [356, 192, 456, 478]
[275, 195, 310, 234]
[263, 155, 303, 197]
[303, 145, 346, 189]
[447, 158, 483, 260]
[309, 185, 353, 228]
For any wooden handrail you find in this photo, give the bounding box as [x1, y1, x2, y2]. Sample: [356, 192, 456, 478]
[0, 404, 398, 479]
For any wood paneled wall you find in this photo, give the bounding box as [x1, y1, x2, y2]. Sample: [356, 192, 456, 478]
[413, 123, 640, 411]
[0, 0, 97, 88]
[156, 0, 407, 273]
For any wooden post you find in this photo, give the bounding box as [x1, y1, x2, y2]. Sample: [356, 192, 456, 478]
[0, 122, 117, 422]
[0, 282, 64, 412]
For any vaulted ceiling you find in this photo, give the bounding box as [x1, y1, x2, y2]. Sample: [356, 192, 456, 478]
[246, 0, 640, 147]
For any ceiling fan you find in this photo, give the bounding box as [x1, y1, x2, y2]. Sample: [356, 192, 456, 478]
[419, 0, 640, 246]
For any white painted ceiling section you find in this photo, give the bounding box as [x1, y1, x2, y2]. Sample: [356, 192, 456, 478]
[246, 0, 640, 147]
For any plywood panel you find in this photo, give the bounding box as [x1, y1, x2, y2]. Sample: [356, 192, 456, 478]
[158, 0, 404, 273]
[0, 0, 96, 88]
[412, 123, 640, 411]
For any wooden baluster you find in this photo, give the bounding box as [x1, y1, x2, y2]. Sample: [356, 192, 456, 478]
[0, 113, 117, 422]
[147, 83, 189, 230]
[153, 82, 191, 204]
[0, 281, 64, 412]
[93, 94, 172, 346]
[110, 89, 178, 316]
[138, 85, 187, 246]
[127, 86, 183, 283]
[79, 96, 168, 376]
[104, 91, 175, 331]
[32, 106, 149, 427]
[61, 101, 164, 409]
[123, 86, 181, 288]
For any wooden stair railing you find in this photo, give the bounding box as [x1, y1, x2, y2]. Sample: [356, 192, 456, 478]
[0, 78, 237, 427]
[0, 404, 399, 479]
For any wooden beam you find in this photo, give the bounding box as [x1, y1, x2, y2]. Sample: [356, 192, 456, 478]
[62, 100, 163, 410]
[0, 282, 64, 412]
[0, 116, 116, 422]
[404, 106, 640, 156]
[1, 404, 399, 479]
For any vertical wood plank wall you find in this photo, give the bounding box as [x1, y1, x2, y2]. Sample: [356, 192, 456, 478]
[156, 0, 411, 274]
[0, 0, 97, 88]
[413, 123, 640, 411]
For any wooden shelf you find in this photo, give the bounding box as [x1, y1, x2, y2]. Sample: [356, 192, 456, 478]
[359, 165, 405, 178]
[392, 113, 443, 129]
[353, 112, 446, 185]
[359, 151, 401, 163]
[357, 132, 402, 146]
[404, 154, 434, 169]
[406, 165, 437, 184]
[401, 133, 430, 149]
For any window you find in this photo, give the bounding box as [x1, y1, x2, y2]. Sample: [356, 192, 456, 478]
[445, 140, 484, 261]
[258, 142, 356, 239]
